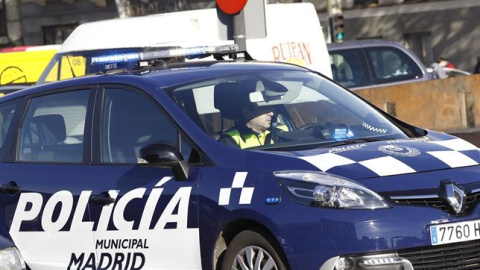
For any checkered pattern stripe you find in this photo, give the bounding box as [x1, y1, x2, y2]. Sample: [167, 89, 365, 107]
[300, 139, 480, 177]
[219, 172, 254, 206]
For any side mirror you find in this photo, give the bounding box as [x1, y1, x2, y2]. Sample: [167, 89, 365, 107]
[139, 142, 189, 181]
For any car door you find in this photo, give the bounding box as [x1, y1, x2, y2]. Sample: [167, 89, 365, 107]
[0, 88, 96, 270]
[86, 86, 201, 270]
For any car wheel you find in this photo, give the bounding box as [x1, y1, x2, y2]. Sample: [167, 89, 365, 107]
[221, 230, 288, 270]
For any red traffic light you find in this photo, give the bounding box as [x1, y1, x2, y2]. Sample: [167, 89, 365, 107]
[333, 14, 344, 24]
[216, 0, 248, 15]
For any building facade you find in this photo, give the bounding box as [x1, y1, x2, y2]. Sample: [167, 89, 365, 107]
[314, 0, 480, 72]
[0, 0, 479, 72]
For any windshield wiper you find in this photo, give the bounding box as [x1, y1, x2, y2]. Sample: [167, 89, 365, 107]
[66, 55, 76, 78]
[258, 137, 391, 152]
[321, 137, 392, 148]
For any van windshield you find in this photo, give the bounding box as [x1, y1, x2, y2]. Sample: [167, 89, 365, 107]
[37, 47, 182, 84]
[169, 70, 420, 150]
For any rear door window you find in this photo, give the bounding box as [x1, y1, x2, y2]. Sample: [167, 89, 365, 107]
[365, 46, 423, 84]
[18, 90, 91, 163]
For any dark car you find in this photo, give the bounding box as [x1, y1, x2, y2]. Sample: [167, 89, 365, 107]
[1, 46, 480, 270]
[328, 40, 432, 90]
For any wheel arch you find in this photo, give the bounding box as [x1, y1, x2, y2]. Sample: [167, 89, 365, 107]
[213, 218, 290, 270]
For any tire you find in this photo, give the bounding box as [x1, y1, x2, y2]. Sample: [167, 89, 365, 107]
[221, 230, 288, 270]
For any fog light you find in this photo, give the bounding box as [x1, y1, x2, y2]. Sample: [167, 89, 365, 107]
[359, 256, 403, 267]
[335, 257, 354, 270]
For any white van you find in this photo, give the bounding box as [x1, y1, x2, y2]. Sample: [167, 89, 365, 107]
[37, 3, 332, 84]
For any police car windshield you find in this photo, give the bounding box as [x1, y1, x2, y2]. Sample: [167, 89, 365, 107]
[170, 70, 414, 150]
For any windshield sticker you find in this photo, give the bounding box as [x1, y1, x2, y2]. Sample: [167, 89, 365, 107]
[362, 122, 388, 133]
[378, 145, 421, 157]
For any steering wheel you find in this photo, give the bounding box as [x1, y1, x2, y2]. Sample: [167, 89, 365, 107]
[297, 123, 319, 130]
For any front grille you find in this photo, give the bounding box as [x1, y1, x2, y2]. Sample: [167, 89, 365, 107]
[465, 193, 480, 213]
[398, 240, 480, 270]
[394, 197, 446, 210]
[392, 192, 480, 216]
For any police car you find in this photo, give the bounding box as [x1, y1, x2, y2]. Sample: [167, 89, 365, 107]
[1, 46, 480, 270]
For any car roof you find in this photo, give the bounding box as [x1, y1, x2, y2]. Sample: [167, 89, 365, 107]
[0, 84, 32, 96]
[2, 60, 310, 100]
[327, 39, 406, 50]
[0, 84, 31, 91]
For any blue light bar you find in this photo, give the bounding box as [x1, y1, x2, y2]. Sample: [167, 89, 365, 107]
[91, 53, 141, 65]
[90, 44, 243, 71]
[140, 44, 239, 60]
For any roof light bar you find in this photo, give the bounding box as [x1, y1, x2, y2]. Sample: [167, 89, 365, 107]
[91, 53, 141, 65]
[140, 44, 240, 60]
[133, 44, 252, 70]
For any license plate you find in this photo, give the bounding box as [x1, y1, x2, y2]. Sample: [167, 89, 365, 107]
[430, 219, 480, 245]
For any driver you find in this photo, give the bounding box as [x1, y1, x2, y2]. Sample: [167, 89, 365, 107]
[218, 103, 286, 149]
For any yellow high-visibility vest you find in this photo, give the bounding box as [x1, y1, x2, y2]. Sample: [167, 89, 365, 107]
[225, 125, 288, 149]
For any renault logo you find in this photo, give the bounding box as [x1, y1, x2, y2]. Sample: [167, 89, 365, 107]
[444, 183, 466, 214]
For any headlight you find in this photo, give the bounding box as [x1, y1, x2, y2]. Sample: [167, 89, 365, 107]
[0, 247, 26, 270]
[275, 171, 389, 209]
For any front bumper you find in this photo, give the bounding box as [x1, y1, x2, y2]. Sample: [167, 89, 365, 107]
[320, 238, 480, 270]
[271, 201, 480, 270]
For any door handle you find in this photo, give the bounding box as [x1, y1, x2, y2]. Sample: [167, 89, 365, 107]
[0, 181, 21, 195]
[90, 192, 116, 205]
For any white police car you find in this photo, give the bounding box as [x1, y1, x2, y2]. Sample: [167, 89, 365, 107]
[0, 46, 480, 270]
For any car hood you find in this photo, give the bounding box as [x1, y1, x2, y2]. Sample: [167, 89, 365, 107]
[275, 134, 480, 180]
